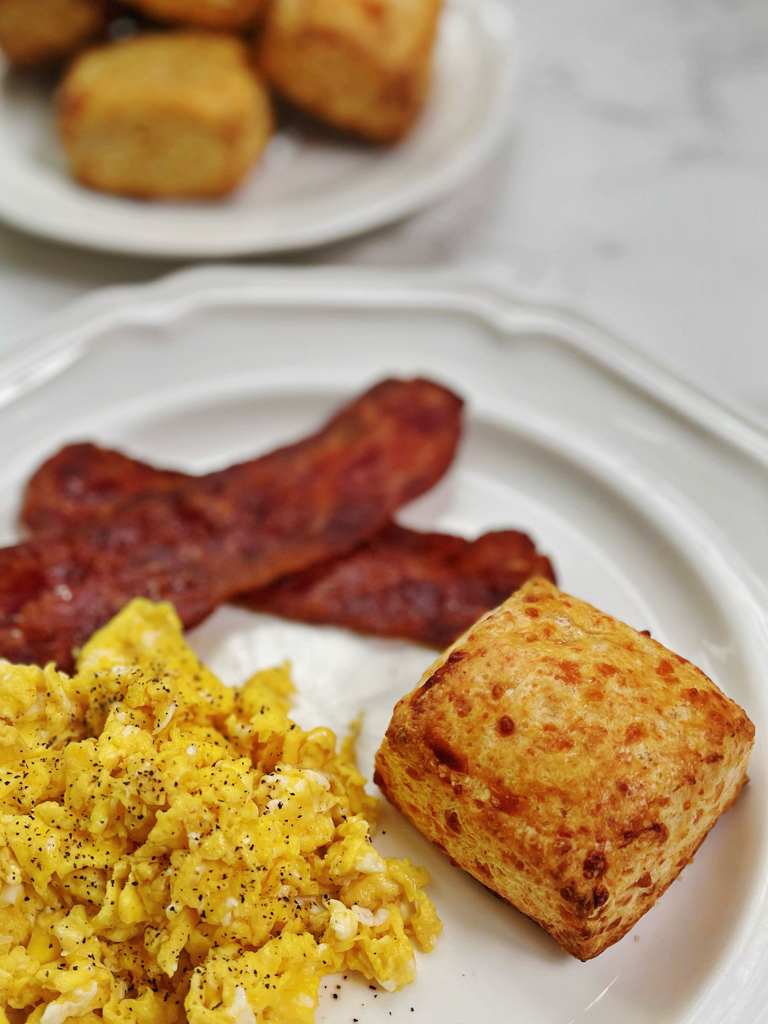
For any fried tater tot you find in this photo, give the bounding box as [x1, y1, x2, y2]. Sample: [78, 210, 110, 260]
[259, 0, 442, 144]
[0, 0, 109, 67]
[58, 32, 273, 199]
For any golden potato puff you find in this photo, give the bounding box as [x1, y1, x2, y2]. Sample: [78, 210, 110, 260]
[124, 0, 268, 31]
[259, 0, 442, 144]
[0, 0, 110, 67]
[375, 578, 755, 960]
[58, 32, 273, 199]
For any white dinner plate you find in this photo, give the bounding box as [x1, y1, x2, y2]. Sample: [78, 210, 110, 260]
[1, 267, 768, 1024]
[0, 0, 515, 258]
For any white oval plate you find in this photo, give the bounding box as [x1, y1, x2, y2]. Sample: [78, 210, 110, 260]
[1, 267, 768, 1024]
[0, 0, 515, 258]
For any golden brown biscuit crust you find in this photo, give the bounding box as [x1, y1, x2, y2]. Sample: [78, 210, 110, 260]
[57, 32, 273, 199]
[375, 578, 755, 960]
[258, 0, 442, 144]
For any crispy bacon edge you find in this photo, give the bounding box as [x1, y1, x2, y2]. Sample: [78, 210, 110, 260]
[20, 420, 556, 651]
[2, 378, 463, 669]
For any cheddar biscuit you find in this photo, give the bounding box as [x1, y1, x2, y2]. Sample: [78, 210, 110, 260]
[124, 0, 268, 31]
[259, 0, 442, 144]
[0, 0, 109, 67]
[375, 578, 754, 960]
[58, 32, 273, 199]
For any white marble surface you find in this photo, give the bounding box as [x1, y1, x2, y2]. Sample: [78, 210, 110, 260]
[0, 0, 767, 419]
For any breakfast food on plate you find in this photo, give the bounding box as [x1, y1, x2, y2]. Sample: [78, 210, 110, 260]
[0, 378, 463, 670]
[57, 32, 274, 199]
[22, 442, 556, 648]
[21, 441, 188, 531]
[242, 524, 555, 645]
[374, 577, 755, 960]
[0, 598, 441, 1022]
[0, 0, 109, 67]
[2, 0, 444, 201]
[124, 0, 268, 30]
[258, 0, 443, 143]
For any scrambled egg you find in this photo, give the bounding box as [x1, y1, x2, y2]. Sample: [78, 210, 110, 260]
[0, 600, 440, 1024]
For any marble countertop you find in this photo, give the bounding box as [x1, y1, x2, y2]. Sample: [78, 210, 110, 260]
[0, 0, 766, 420]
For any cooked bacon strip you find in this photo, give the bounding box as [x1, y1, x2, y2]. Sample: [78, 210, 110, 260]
[22, 441, 188, 532]
[240, 523, 556, 648]
[21, 427, 556, 652]
[2, 378, 463, 669]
